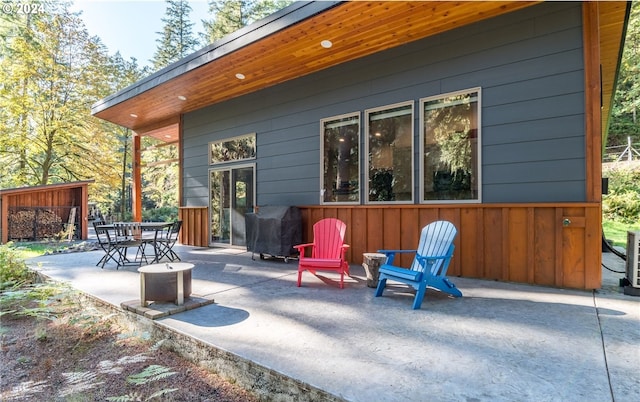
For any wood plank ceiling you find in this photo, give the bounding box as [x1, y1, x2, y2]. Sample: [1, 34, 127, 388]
[91, 1, 628, 144]
[598, 1, 631, 138]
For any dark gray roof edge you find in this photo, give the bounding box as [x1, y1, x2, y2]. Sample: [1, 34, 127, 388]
[91, 1, 343, 115]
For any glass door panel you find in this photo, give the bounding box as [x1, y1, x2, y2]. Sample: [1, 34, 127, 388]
[210, 165, 255, 247]
[210, 170, 230, 244]
[231, 167, 254, 246]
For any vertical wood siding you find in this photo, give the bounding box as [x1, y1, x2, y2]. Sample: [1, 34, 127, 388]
[177, 203, 602, 289]
[297, 204, 602, 290]
[178, 207, 208, 247]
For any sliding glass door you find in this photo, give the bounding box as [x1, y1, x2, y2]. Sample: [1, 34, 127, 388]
[209, 164, 255, 247]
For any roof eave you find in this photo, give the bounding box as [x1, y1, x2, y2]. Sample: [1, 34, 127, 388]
[91, 1, 342, 115]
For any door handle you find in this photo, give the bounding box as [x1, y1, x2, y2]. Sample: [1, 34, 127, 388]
[563, 218, 571, 227]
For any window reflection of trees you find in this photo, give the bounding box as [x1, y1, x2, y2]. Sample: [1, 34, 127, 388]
[368, 104, 413, 202]
[323, 115, 360, 203]
[210, 134, 256, 164]
[423, 91, 478, 201]
[210, 170, 229, 242]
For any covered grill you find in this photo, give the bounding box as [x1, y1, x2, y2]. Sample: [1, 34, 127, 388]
[245, 206, 301, 261]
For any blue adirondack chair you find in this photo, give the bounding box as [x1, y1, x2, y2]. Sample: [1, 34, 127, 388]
[374, 220, 461, 309]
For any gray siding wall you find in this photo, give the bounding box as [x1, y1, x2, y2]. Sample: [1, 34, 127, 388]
[182, 2, 585, 207]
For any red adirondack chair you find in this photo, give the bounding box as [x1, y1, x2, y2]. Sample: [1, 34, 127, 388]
[294, 218, 350, 288]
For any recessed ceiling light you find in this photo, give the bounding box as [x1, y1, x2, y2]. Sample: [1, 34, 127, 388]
[164, 134, 172, 139]
[177, 95, 187, 101]
[235, 73, 246, 80]
[130, 113, 138, 118]
[321, 40, 333, 49]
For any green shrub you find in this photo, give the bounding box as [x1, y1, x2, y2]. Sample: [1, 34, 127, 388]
[603, 167, 640, 225]
[0, 243, 62, 320]
[142, 206, 178, 222]
[0, 242, 37, 291]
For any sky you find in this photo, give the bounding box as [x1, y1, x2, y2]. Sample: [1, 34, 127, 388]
[69, 0, 209, 67]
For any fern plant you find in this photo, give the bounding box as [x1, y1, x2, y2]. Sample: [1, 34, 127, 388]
[127, 365, 177, 385]
[106, 365, 178, 401]
[0, 283, 72, 320]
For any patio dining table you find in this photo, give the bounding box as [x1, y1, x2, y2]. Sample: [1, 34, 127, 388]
[96, 222, 174, 266]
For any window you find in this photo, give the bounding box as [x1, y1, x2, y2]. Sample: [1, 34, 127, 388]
[420, 88, 481, 203]
[321, 113, 360, 204]
[365, 102, 414, 203]
[209, 133, 256, 164]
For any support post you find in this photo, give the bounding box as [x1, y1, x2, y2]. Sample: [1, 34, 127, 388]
[582, 1, 602, 203]
[132, 133, 142, 222]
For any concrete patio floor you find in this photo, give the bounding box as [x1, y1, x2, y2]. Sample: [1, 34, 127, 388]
[26, 244, 639, 402]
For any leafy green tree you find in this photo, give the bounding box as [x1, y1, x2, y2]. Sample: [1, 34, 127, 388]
[0, 2, 146, 221]
[140, 138, 180, 211]
[151, 0, 201, 70]
[201, 0, 292, 43]
[0, 1, 45, 188]
[0, 2, 111, 187]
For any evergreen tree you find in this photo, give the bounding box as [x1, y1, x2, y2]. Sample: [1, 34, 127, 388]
[608, 1, 640, 150]
[151, 0, 200, 70]
[96, 52, 147, 218]
[201, 0, 292, 44]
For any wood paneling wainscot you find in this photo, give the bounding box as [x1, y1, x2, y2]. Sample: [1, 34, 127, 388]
[178, 207, 208, 247]
[297, 204, 602, 290]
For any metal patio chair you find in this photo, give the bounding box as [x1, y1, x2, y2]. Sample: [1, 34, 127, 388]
[112, 222, 147, 268]
[93, 221, 121, 269]
[154, 220, 182, 262]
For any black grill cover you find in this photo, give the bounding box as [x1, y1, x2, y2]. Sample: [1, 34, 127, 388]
[245, 206, 301, 257]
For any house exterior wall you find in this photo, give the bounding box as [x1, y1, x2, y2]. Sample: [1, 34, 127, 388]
[182, 2, 585, 208]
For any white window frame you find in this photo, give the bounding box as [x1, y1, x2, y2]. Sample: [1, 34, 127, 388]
[419, 87, 482, 204]
[320, 112, 361, 205]
[364, 101, 414, 204]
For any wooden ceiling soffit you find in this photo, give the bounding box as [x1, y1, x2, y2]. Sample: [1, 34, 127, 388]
[92, 1, 543, 136]
[598, 1, 631, 138]
[133, 117, 180, 142]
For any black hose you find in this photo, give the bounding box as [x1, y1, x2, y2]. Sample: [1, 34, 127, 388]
[602, 261, 626, 274]
[601, 228, 626, 274]
[601, 229, 627, 261]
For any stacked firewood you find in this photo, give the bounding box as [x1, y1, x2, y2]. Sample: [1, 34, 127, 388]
[8, 209, 63, 240]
